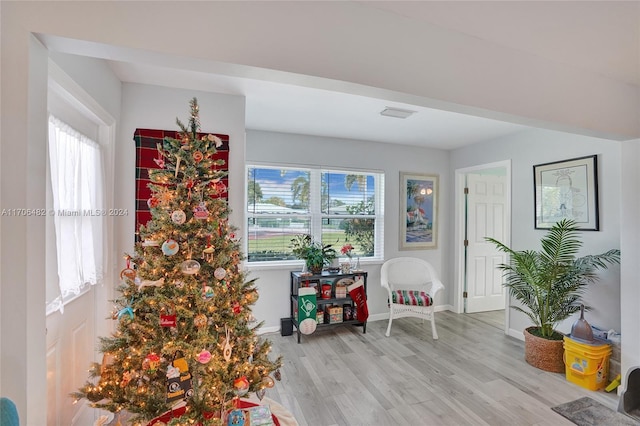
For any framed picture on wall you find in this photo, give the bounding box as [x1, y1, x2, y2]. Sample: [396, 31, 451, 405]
[399, 172, 439, 249]
[533, 155, 599, 230]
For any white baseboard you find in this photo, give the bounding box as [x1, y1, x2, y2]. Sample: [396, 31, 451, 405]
[435, 304, 454, 312]
[258, 325, 280, 335]
[507, 328, 524, 341]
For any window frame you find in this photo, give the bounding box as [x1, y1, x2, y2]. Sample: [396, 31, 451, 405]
[245, 163, 384, 268]
[46, 59, 116, 316]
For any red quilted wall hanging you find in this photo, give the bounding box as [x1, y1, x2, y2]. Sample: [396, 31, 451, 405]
[133, 128, 229, 233]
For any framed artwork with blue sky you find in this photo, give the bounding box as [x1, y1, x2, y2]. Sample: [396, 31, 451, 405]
[400, 172, 438, 249]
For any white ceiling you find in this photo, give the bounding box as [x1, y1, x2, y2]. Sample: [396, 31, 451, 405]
[108, 60, 532, 150]
[103, 1, 639, 150]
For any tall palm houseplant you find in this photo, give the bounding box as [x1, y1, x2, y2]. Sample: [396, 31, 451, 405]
[487, 219, 620, 372]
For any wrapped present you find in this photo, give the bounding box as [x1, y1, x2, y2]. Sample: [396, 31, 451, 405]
[247, 405, 274, 426]
[325, 306, 343, 324]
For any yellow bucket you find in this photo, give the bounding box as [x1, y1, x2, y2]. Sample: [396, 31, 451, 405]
[563, 336, 611, 391]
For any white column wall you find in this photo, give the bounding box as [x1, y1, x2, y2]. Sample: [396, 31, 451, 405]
[620, 139, 640, 386]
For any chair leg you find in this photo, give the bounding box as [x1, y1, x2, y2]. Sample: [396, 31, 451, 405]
[431, 311, 438, 340]
[385, 310, 393, 337]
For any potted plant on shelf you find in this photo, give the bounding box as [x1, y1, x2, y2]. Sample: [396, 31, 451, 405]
[291, 234, 337, 275]
[487, 219, 620, 373]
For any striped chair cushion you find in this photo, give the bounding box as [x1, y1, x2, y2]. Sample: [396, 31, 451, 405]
[391, 290, 433, 306]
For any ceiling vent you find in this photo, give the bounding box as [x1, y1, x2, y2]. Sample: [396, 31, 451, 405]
[380, 107, 417, 119]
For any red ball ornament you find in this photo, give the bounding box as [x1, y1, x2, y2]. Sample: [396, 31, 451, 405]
[233, 376, 250, 396]
[147, 197, 160, 209]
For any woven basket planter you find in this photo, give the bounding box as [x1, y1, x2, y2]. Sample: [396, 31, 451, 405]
[524, 327, 565, 373]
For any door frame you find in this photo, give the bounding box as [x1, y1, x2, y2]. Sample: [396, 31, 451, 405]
[453, 160, 511, 334]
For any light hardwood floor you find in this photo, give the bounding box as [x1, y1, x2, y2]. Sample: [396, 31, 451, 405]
[264, 311, 620, 426]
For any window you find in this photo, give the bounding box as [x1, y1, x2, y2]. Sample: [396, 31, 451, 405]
[247, 165, 384, 264]
[47, 115, 105, 312]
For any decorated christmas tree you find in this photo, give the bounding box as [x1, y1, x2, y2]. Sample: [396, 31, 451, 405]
[73, 98, 282, 425]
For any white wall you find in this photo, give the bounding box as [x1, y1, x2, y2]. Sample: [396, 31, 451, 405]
[246, 130, 451, 330]
[0, 37, 121, 423]
[620, 139, 640, 385]
[451, 128, 622, 337]
[115, 84, 246, 275]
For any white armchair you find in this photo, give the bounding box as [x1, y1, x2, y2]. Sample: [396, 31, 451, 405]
[381, 257, 444, 339]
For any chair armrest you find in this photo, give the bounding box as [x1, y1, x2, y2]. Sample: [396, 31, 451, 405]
[429, 279, 444, 302]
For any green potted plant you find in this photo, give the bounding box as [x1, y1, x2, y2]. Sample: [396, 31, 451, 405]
[290, 234, 337, 274]
[487, 219, 620, 372]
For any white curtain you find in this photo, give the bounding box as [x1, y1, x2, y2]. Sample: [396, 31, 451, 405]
[47, 115, 105, 313]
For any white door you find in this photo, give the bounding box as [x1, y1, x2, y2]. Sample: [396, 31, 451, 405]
[465, 173, 508, 313]
[46, 291, 98, 425]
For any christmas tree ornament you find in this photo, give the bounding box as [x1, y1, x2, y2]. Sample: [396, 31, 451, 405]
[167, 351, 193, 404]
[121, 370, 134, 388]
[214, 267, 226, 280]
[147, 197, 160, 209]
[197, 349, 212, 364]
[185, 179, 195, 199]
[233, 376, 249, 396]
[174, 154, 181, 178]
[120, 268, 136, 281]
[161, 239, 179, 256]
[261, 376, 275, 389]
[203, 245, 215, 263]
[256, 388, 266, 401]
[166, 365, 180, 379]
[160, 305, 177, 328]
[193, 151, 203, 163]
[215, 181, 227, 195]
[244, 290, 258, 304]
[141, 239, 160, 247]
[227, 409, 246, 426]
[143, 353, 161, 374]
[223, 326, 233, 362]
[202, 285, 214, 300]
[158, 189, 173, 205]
[193, 202, 209, 220]
[193, 314, 208, 329]
[232, 302, 242, 314]
[208, 133, 223, 147]
[180, 259, 201, 275]
[171, 209, 186, 225]
[117, 300, 134, 321]
[120, 258, 136, 281]
[172, 351, 189, 374]
[154, 143, 165, 168]
[137, 277, 165, 291]
[174, 280, 185, 289]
